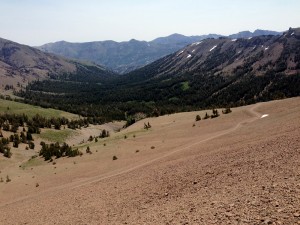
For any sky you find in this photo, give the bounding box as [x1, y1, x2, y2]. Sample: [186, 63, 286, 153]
[0, 0, 299, 46]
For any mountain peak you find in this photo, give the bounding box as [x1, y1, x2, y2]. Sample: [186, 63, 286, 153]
[129, 38, 139, 42]
[168, 33, 187, 38]
[151, 33, 190, 44]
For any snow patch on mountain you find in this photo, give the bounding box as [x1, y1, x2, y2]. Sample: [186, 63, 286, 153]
[191, 41, 202, 46]
[177, 50, 184, 56]
[210, 45, 217, 52]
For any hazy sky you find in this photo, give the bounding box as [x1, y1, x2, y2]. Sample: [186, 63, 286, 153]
[1, 0, 299, 46]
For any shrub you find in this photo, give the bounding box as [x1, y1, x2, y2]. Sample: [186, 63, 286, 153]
[88, 135, 94, 142]
[100, 129, 110, 138]
[86, 146, 92, 154]
[4, 148, 12, 158]
[2, 123, 10, 131]
[203, 112, 210, 119]
[124, 117, 135, 128]
[26, 132, 33, 141]
[211, 109, 220, 118]
[28, 141, 35, 149]
[6, 175, 11, 183]
[195, 115, 201, 121]
[222, 108, 232, 114]
[144, 122, 152, 129]
[20, 132, 27, 143]
[112, 155, 118, 160]
[10, 123, 19, 133]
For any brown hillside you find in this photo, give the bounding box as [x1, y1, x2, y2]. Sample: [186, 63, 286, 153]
[0, 38, 77, 90]
[0, 97, 299, 224]
[0, 38, 114, 92]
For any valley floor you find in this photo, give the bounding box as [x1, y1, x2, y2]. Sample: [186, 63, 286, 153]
[0, 97, 299, 224]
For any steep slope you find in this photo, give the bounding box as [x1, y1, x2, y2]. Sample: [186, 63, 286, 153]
[37, 30, 279, 74]
[124, 28, 299, 80]
[0, 98, 299, 224]
[112, 28, 299, 108]
[0, 38, 115, 91]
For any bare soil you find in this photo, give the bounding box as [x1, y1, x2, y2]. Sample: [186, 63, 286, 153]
[0, 97, 299, 224]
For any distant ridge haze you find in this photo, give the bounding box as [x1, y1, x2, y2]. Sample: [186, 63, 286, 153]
[37, 29, 282, 74]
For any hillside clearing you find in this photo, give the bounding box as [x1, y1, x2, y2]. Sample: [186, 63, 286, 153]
[0, 99, 79, 119]
[38, 129, 78, 143]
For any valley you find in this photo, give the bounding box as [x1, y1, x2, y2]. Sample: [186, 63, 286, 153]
[0, 23, 299, 224]
[14, 28, 300, 122]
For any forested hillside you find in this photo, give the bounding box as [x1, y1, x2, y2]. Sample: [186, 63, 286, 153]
[17, 28, 300, 122]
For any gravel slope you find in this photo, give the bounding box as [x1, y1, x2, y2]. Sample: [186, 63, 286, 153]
[0, 98, 299, 224]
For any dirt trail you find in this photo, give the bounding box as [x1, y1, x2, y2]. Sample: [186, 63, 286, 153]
[0, 104, 263, 208]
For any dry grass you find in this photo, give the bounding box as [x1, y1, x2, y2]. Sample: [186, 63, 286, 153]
[38, 129, 77, 143]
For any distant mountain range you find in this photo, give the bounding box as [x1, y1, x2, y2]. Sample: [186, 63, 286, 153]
[0, 37, 115, 90]
[37, 30, 282, 74]
[19, 28, 299, 120]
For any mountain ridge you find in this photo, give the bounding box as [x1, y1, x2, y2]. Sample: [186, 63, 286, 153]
[120, 28, 298, 81]
[0, 37, 115, 91]
[37, 29, 282, 74]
